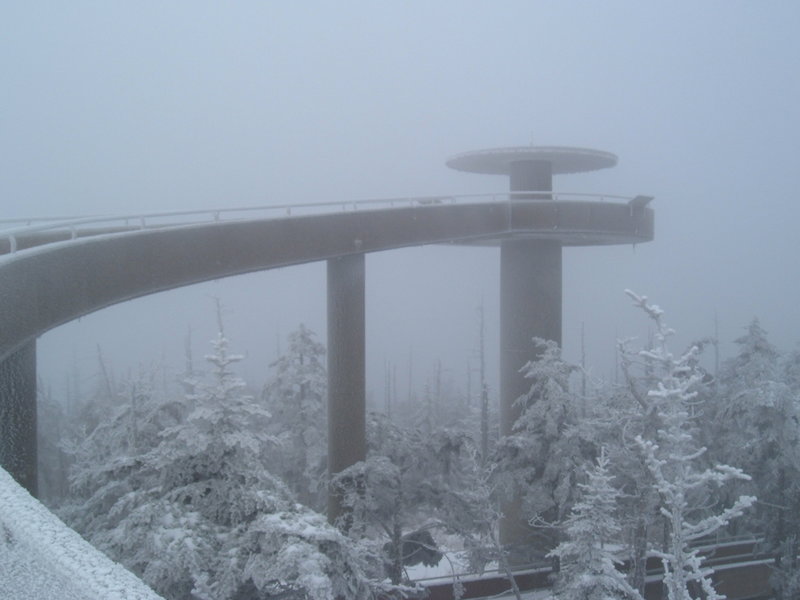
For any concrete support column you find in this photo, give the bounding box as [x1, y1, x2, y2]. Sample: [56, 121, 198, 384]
[499, 239, 562, 435]
[327, 253, 366, 524]
[499, 239, 562, 547]
[0, 341, 37, 497]
[447, 144, 634, 553]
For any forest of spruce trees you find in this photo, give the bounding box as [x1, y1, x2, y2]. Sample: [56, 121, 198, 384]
[35, 295, 800, 600]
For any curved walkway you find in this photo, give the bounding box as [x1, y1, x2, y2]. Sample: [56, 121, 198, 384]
[0, 197, 651, 361]
[0, 194, 653, 499]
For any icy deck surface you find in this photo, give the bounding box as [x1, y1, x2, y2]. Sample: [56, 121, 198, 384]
[0, 467, 163, 600]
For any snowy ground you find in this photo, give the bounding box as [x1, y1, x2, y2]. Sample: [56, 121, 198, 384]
[0, 467, 163, 600]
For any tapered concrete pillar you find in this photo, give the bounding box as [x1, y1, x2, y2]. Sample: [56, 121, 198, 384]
[327, 253, 366, 524]
[0, 341, 38, 497]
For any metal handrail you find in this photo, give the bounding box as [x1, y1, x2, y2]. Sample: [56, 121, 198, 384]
[414, 532, 763, 583]
[1, 191, 637, 256]
[411, 534, 762, 586]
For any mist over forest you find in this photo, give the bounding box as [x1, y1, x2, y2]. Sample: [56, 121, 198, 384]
[2, 1, 794, 399]
[2, 2, 800, 599]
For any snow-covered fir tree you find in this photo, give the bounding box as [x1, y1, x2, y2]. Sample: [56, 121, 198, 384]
[770, 348, 800, 599]
[613, 317, 727, 596]
[262, 324, 327, 509]
[782, 345, 800, 393]
[710, 319, 800, 599]
[60, 370, 187, 543]
[43, 294, 800, 599]
[331, 413, 443, 588]
[494, 338, 583, 555]
[438, 442, 524, 600]
[62, 317, 394, 600]
[627, 291, 755, 600]
[613, 333, 675, 597]
[549, 449, 643, 600]
[711, 319, 789, 476]
[552, 367, 654, 597]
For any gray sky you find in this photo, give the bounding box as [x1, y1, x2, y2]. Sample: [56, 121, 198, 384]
[3, 2, 799, 402]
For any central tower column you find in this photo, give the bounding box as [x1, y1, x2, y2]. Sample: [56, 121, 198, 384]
[446, 145, 618, 456]
[499, 238, 562, 434]
[327, 253, 366, 524]
[500, 157, 560, 435]
[500, 159, 561, 549]
[509, 159, 552, 199]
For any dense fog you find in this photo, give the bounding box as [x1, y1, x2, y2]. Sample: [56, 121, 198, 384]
[2, 3, 800, 599]
[2, 2, 797, 397]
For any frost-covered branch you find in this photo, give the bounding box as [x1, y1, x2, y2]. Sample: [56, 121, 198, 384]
[627, 291, 755, 600]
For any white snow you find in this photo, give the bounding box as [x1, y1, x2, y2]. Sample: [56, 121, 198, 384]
[0, 466, 163, 600]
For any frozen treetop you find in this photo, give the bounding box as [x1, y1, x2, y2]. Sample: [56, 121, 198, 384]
[0, 467, 163, 600]
[445, 146, 618, 175]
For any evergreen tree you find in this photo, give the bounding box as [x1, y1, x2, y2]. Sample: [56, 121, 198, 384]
[613, 333, 675, 597]
[549, 450, 643, 600]
[614, 322, 720, 595]
[711, 319, 800, 599]
[439, 443, 524, 600]
[770, 347, 800, 598]
[627, 291, 755, 600]
[332, 413, 443, 588]
[782, 346, 800, 393]
[494, 338, 583, 555]
[712, 319, 788, 476]
[60, 371, 186, 542]
[64, 320, 390, 600]
[262, 324, 327, 509]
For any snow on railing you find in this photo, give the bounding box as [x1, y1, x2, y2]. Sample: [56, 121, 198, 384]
[0, 191, 635, 257]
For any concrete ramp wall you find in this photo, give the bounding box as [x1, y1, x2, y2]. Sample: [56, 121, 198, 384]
[0, 467, 163, 600]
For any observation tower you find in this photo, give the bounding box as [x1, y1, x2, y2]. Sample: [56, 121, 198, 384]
[447, 145, 653, 546]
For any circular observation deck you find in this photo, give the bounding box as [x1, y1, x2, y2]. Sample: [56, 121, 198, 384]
[446, 146, 618, 175]
[440, 196, 653, 248]
[445, 145, 650, 247]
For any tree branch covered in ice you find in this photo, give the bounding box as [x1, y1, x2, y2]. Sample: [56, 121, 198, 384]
[627, 291, 755, 600]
